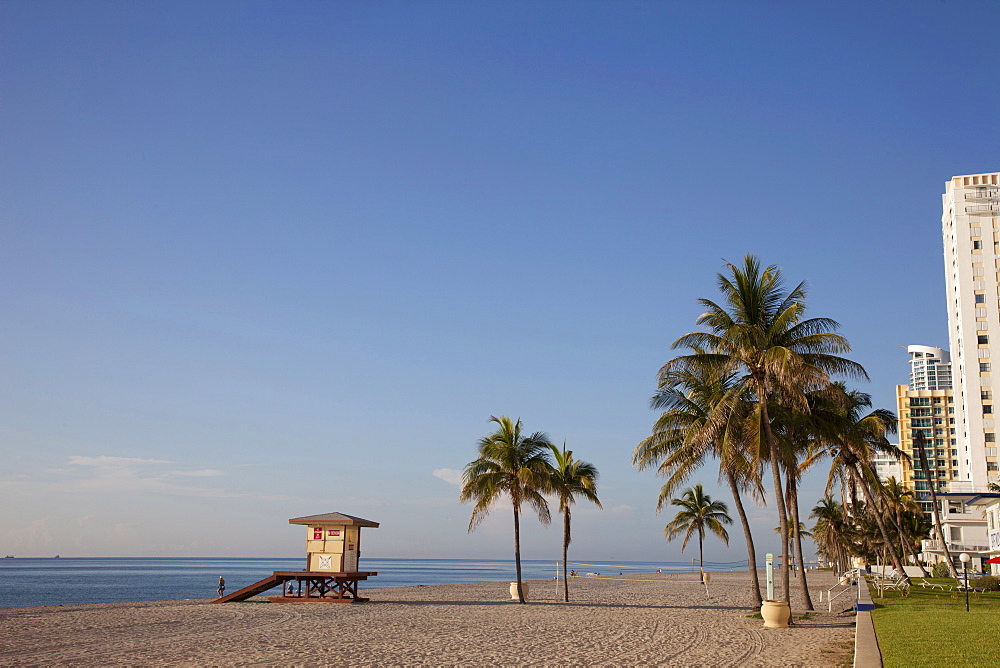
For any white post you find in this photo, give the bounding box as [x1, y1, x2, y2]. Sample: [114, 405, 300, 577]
[766, 553, 775, 601]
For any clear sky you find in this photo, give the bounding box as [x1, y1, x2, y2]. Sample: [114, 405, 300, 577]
[2, 1, 998, 562]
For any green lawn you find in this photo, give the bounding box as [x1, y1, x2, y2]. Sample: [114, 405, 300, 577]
[870, 580, 1000, 668]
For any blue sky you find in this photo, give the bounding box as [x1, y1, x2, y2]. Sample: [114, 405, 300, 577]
[2, 1, 998, 562]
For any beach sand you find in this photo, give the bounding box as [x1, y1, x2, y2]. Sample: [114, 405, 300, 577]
[0, 570, 854, 666]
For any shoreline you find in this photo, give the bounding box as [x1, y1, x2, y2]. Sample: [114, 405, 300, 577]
[0, 571, 854, 666]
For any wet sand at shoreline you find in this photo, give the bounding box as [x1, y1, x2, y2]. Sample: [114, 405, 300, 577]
[0, 570, 854, 666]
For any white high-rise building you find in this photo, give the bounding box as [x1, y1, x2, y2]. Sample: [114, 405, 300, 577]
[942, 172, 1000, 490]
[907, 345, 953, 391]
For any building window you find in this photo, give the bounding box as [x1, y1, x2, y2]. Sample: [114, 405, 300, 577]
[985, 405, 993, 414]
[980, 335, 990, 345]
[986, 433, 996, 442]
[981, 362, 991, 373]
[983, 390, 992, 400]
[974, 240, 983, 250]
[976, 293, 986, 303]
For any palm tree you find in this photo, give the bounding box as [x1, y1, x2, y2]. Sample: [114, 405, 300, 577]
[667, 255, 867, 603]
[634, 349, 765, 608]
[460, 416, 553, 603]
[810, 497, 853, 574]
[913, 430, 956, 576]
[820, 388, 910, 584]
[882, 476, 929, 576]
[663, 483, 732, 570]
[773, 520, 811, 540]
[548, 442, 602, 602]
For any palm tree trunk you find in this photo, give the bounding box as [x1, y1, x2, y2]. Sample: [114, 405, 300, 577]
[915, 435, 956, 577]
[759, 396, 790, 604]
[851, 467, 909, 585]
[513, 507, 525, 603]
[725, 470, 762, 609]
[562, 509, 570, 603]
[788, 483, 814, 610]
[698, 529, 704, 571]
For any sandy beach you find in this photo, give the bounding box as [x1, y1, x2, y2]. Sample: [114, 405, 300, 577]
[0, 570, 854, 666]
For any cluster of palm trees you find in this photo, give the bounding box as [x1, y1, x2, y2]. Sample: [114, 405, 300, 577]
[633, 254, 915, 610]
[459, 416, 601, 604]
[810, 480, 931, 577]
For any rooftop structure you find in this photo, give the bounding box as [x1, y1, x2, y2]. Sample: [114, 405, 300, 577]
[907, 345, 952, 391]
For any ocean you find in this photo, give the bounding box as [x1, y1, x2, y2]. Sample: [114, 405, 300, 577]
[0, 557, 747, 608]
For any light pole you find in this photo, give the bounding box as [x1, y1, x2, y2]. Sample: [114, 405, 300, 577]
[959, 552, 970, 612]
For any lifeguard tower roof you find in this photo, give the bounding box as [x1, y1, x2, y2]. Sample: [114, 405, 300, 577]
[288, 512, 379, 527]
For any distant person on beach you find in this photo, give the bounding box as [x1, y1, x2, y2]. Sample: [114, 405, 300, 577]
[217, 576, 225, 597]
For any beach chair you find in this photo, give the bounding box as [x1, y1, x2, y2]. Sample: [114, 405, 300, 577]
[956, 577, 988, 593]
[874, 573, 910, 593]
[916, 579, 952, 592]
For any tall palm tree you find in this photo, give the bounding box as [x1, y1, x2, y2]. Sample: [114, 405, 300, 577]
[668, 255, 867, 603]
[460, 416, 553, 603]
[820, 388, 910, 585]
[664, 483, 732, 570]
[913, 430, 956, 576]
[634, 349, 765, 608]
[548, 442, 602, 602]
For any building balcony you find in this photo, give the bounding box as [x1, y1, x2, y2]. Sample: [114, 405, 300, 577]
[922, 539, 990, 554]
[966, 204, 999, 215]
[965, 189, 999, 202]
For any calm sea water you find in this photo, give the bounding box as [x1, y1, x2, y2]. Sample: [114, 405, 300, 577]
[0, 557, 747, 608]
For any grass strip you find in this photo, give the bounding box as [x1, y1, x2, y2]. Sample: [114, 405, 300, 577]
[869, 579, 999, 667]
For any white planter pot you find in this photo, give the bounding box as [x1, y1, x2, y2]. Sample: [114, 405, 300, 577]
[509, 582, 529, 600]
[761, 599, 790, 628]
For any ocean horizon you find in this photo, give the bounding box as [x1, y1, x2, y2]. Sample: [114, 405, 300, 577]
[0, 556, 751, 608]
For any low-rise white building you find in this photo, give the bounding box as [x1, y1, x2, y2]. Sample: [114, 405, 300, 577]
[966, 491, 1000, 575]
[920, 485, 998, 573]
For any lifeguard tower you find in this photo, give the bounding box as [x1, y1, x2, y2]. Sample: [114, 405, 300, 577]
[215, 512, 379, 604]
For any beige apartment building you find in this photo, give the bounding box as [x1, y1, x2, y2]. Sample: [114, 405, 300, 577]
[942, 172, 1000, 492]
[896, 384, 957, 514]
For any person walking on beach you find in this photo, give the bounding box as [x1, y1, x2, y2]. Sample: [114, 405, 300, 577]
[217, 576, 225, 597]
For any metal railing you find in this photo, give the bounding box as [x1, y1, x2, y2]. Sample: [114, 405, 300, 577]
[965, 189, 999, 201]
[921, 539, 990, 552]
[818, 571, 860, 613]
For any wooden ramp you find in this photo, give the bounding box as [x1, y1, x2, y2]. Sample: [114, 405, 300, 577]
[214, 574, 283, 603]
